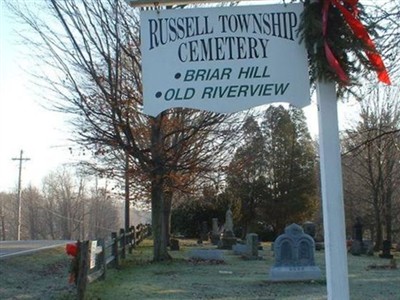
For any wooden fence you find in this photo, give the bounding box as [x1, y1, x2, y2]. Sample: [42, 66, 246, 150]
[73, 224, 150, 300]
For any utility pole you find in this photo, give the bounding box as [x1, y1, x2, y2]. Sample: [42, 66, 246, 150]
[12, 150, 30, 241]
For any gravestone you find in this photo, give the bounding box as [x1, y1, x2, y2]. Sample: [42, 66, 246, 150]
[232, 243, 248, 255]
[210, 218, 220, 245]
[246, 233, 260, 260]
[350, 240, 363, 256]
[379, 240, 394, 259]
[218, 208, 237, 250]
[269, 223, 321, 281]
[170, 238, 180, 251]
[200, 221, 209, 241]
[188, 249, 224, 262]
[353, 218, 363, 242]
[225, 207, 234, 233]
[351, 218, 365, 255]
[302, 221, 316, 239]
[363, 240, 374, 256]
[232, 233, 260, 259]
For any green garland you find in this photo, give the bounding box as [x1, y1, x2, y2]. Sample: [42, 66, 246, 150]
[298, 0, 380, 90]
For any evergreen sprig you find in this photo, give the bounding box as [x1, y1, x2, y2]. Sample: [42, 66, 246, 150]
[298, 0, 380, 93]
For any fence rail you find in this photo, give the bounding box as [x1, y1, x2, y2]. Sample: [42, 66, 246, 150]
[73, 224, 150, 300]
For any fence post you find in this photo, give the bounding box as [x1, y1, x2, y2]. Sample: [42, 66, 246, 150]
[77, 241, 90, 300]
[129, 226, 135, 253]
[111, 232, 119, 269]
[120, 228, 126, 259]
[97, 238, 106, 280]
[135, 225, 139, 244]
[136, 225, 142, 245]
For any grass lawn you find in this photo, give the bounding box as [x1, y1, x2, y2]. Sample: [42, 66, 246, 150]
[85, 239, 400, 300]
[0, 247, 74, 299]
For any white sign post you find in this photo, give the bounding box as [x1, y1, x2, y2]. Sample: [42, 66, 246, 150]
[317, 80, 350, 300]
[140, 4, 310, 116]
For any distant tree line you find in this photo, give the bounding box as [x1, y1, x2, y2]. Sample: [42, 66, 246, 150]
[0, 168, 119, 241]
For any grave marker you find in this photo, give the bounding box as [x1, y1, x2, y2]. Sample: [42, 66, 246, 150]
[269, 223, 321, 281]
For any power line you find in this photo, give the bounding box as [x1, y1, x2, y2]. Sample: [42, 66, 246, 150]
[12, 150, 30, 240]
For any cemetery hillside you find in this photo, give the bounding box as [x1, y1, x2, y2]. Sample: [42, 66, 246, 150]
[1, 0, 399, 299]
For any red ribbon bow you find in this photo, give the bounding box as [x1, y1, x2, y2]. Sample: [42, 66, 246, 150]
[66, 242, 78, 257]
[322, 0, 391, 85]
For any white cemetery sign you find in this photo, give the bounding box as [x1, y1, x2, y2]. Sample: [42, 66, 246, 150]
[140, 4, 310, 116]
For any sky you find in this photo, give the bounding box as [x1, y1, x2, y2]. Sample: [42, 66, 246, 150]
[0, 1, 363, 193]
[0, 2, 79, 192]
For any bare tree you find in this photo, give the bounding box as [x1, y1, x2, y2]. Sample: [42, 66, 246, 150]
[342, 86, 400, 249]
[367, 0, 400, 80]
[87, 183, 119, 240]
[41, 168, 87, 240]
[21, 185, 46, 240]
[0, 194, 6, 240]
[8, 0, 242, 260]
[0, 192, 17, 240]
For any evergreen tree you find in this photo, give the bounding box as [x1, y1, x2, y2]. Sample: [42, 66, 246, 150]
[261, 105, 317, 235]
[225, 106, 318, 238]
[225, 116, 267, 237]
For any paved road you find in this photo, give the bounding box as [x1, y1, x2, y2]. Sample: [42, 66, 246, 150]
[0, 240, 73, 259]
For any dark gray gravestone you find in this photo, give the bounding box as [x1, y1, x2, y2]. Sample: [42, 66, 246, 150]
[246, 233, 259, 259]
[352, 217, 363, 242]
[351, 218, 365, 255]
[269, 223, 321, 281]
[379, 240, 394, 259]
[210, 218, 220, 245]
[232, 233, 260, 260]
[350, 240, 363, 256]
[200, 221, 209, 241]
[170, 238, 180, 251]
[302, 221, 316, 239]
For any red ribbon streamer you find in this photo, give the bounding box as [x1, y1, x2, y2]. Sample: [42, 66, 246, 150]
[322, 0, 391, 85]
[322, 0, 349, 83]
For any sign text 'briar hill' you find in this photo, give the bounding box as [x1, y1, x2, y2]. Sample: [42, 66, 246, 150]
[147, 12, 298, 62]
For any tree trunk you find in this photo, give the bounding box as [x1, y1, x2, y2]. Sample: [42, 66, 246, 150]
[385, 190, 392, 242]
[164, 191, 172, 246]
[0, 202, 6, 240]
[151, 175, 170, 261]
[384, 167, 394, 242]
[150, 114, 171, 261]
[374, 205, 383, 251]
